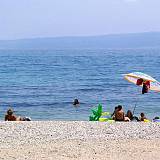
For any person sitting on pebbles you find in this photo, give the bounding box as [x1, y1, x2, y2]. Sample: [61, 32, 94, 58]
[5, 108, 31, 121]
[139, 112, 147, 121]
[125, 110, 139, 122]
[115, 105, 125, 121]
[114, 105, 130, 122]
[5, 108, 19, 121]
[111, 106, 118, 119]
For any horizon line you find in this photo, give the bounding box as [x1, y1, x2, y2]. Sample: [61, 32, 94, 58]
[0, 31, 160, 41]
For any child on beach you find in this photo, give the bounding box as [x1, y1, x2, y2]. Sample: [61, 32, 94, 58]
[139, 112, 147, 121]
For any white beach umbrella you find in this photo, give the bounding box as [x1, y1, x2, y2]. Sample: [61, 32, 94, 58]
[124, 72, 160, 114]
[124, 72, 160, 92]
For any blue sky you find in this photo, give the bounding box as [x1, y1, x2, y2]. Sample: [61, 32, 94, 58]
[0, 0, 160, 40]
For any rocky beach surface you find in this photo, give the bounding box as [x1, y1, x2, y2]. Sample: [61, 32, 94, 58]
[0, 121, 160, 160]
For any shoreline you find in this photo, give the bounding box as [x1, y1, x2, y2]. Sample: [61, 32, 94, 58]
[0, 121, 160, 159]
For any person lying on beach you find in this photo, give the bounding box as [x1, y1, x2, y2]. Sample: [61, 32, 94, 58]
[153, 117, 160, 122]
[153, 116, 160, 120]
[5, 108, 31, 121]
[5, 108, 19, 121]
[139, 112, 147, 121]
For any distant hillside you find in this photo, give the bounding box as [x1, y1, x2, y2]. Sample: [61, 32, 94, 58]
[0, 32, 160, 49]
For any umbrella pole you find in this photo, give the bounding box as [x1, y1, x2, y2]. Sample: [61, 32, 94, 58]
[133, 103, 137, 115]
[133, 87, 140, 115]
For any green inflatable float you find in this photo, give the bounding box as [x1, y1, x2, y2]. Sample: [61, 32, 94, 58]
[89, 104, 114, 122]
[89, 104, 103, 121]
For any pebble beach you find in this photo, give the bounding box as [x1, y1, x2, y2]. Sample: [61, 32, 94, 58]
[0, 121, 160, 160]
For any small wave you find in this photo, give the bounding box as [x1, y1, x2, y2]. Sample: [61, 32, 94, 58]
[3, 101, 87, 108]
[78, 88, 105, 92]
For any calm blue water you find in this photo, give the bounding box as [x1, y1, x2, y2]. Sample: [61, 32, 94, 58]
[0, 48, 160, 120]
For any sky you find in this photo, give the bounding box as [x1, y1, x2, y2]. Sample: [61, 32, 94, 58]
[0, 0, 160, 40]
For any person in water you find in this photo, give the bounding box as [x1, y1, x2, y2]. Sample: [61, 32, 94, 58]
[139, 112, 147, 121]
[73, 99, 79, 105]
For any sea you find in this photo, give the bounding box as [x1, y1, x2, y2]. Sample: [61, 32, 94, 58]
[0, 48, 160, 120]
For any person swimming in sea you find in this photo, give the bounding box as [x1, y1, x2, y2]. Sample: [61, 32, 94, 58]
[73, 99, 80, 106]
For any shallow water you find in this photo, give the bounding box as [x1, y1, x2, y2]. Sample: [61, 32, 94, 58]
[0, 48, 160, 120]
